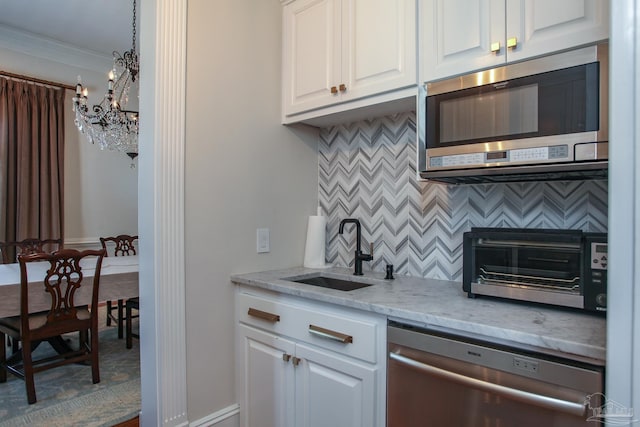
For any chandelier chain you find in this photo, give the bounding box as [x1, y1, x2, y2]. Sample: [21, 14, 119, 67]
[132, 0, 137, 52]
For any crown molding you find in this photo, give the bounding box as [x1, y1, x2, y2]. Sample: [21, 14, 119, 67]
[0, 24, 112, 73]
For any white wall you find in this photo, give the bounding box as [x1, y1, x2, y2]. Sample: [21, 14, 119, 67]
[0, 31, 138, 244]
[184, 0, 318, 421]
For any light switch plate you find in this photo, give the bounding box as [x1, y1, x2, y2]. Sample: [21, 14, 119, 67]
[256, 228, 270, 253]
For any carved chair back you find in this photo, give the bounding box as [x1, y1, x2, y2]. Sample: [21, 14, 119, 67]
[18, 249, 106, 340]
[0, 238, 63, 264]
[99, 235, 138, 257]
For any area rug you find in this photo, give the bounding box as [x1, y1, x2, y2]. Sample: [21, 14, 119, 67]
[0, 309, 140, 427]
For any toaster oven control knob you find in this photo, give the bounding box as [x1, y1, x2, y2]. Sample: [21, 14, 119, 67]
[596, 293, 607, 307]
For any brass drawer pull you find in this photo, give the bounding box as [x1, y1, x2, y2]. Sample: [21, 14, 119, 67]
[339, 83, 347, 92]
[507, 37, 517, 49]
[330, 86, 338, 94]
[248, 307, 280, 323]
[308, 324, 353, 344]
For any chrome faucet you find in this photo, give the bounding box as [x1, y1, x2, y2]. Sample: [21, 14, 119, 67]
[338, 218, 373, 276]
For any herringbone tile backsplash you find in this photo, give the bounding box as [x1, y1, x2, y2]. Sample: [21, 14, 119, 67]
[319, 112, 608, 281]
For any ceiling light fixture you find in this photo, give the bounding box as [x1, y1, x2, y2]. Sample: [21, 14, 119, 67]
[72, 0, 139, 166]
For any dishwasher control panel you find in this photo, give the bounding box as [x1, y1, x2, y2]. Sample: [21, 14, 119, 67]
[513, 357, 539, 374]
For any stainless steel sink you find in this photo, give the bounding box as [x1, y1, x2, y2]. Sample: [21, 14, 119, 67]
[287, 275, 372, 291]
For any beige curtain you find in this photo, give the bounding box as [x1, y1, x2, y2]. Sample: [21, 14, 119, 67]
[0, 77, 65, 244]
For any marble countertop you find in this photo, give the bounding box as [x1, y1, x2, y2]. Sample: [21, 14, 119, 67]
[231, 266, 606, 365]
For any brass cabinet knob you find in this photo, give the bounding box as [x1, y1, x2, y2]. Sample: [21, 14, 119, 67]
[330, 86, 338, 94]
[507, 37, 517, 49]
[282, 353, 291, 362]
[490, 41, 500, 53]
[292, 356, 301, 366]
[339, 83, 347, 92]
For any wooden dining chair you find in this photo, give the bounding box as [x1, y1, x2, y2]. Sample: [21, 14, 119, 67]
[0, 238, 63, 353]
[0, 238, 63, 264]
[99, 235, 138, 339]
[125, 297, 139, 349]
[0, 248, 106, 404]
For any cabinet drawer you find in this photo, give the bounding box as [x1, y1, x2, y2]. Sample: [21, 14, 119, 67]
[237, 291, 382, 363]
[237, 292, 294, 336]
[290, 303, 380, 363]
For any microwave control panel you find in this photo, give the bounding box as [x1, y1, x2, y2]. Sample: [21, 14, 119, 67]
[429, 145, 569, 169]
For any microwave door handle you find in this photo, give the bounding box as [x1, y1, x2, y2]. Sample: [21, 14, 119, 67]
[389, 352, 588, 417]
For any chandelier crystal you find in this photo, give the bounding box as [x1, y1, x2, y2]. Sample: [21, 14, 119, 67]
[72, 0, 139, 164]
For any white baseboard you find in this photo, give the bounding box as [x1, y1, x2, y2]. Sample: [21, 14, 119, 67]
[64, 238, 101, 250]
[189, 403, 239, 427]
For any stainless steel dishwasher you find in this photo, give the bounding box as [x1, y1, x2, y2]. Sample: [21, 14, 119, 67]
[387, 322, 604, 427]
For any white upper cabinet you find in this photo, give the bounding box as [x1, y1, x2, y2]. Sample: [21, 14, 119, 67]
[506, 0, 609, 62]
[342, 0, 416, 103]
[282, 0, 417, 123]
[421, 0, 610, 82]
[421, 0, 505, 83]
[282, 0, 339, 117]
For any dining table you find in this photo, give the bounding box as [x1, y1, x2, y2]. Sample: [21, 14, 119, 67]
[0, 255, 139, 318]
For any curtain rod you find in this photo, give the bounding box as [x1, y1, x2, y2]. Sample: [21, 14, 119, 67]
[0, 70, 76, 91]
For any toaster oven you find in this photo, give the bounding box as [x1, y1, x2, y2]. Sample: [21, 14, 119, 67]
[462, 228, 607, 313]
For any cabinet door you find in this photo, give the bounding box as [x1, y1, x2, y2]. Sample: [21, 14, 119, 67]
[506, 0, 610, 63]
[421, 0, 505, 82]
[282, 0, 341, 115]
[341, 0, 417, 99]
[238, 325, 296, 427]
[294, 343, 378, 427]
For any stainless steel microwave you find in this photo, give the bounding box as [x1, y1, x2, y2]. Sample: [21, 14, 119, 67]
[419, 44, 608, 183]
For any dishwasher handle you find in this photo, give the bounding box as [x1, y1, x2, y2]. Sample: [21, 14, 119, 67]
[389, 352, 588, 417]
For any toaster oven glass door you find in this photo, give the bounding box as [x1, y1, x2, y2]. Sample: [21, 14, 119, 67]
[471, 239, 582, 294]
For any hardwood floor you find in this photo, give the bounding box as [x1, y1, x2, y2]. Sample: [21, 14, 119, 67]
[113, 415, 139, 426]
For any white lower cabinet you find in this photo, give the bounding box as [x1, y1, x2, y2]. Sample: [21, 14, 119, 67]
[236, 288, 385, 427]
[294, 343, 376, 427]
[240, 325, 296, 427]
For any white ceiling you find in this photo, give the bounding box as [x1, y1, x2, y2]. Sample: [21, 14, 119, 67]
[0, 0, 139, 56]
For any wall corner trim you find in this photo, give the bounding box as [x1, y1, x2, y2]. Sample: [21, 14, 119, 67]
[138, 0, 188, 425]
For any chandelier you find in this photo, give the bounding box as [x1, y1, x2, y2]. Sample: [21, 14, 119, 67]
[72, 0, 139, 164]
